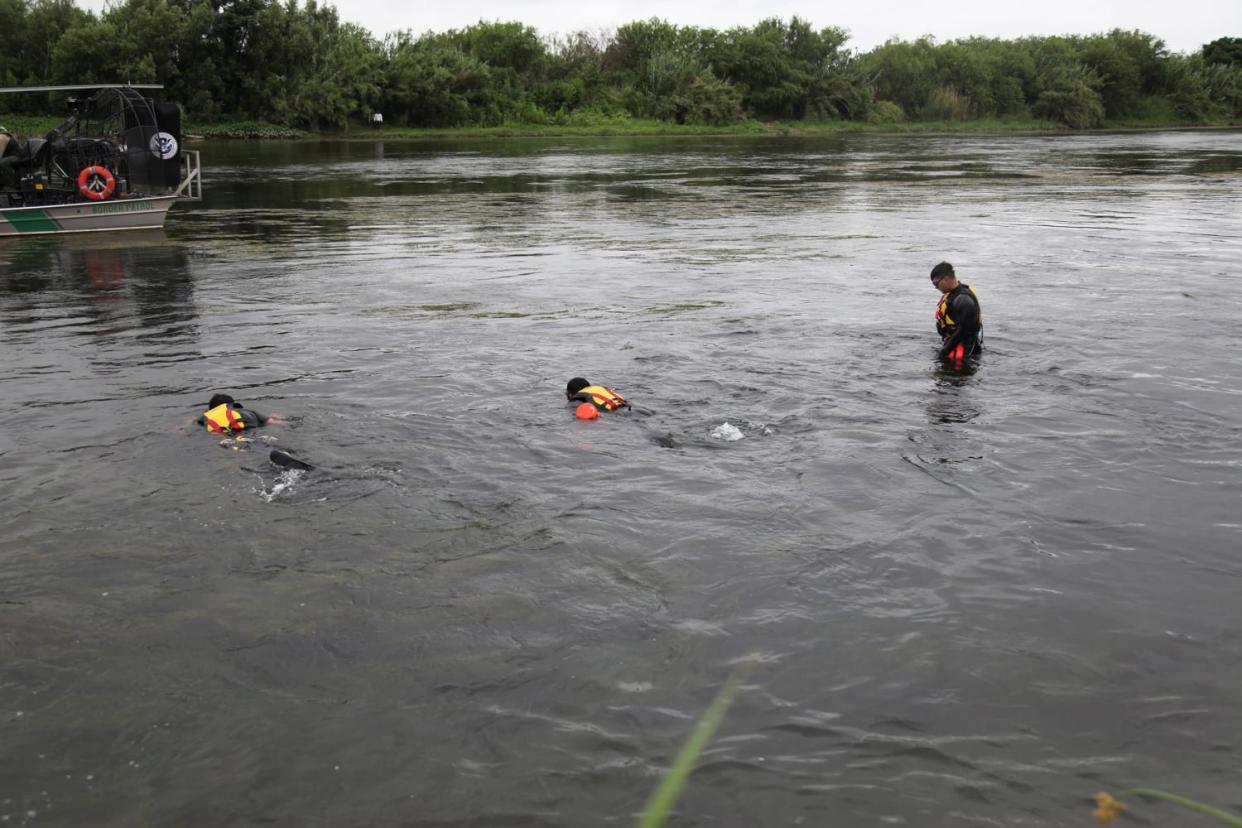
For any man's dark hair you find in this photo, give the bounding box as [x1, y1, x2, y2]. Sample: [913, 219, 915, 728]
[930, 262, 955, 281]
[207, 393, 236, 409]
[566, 377, 590, 398]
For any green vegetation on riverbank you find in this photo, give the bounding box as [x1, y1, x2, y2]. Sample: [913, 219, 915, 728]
[0, 116, 309, 140]
[340, 116, 1065, 139]
[334, 116, 1238, 141]
[189, 122, 310, 140]
[8, 113, 1235, 144]
[0, 0, 1238, 134]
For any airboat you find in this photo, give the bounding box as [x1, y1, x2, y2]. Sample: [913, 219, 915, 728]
[0, 84, 201, 237]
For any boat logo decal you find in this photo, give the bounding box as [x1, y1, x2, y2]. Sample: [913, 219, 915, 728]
[149, 132, 179, 160]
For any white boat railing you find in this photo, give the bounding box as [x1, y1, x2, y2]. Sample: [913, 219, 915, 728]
[174, 150, 202, 200]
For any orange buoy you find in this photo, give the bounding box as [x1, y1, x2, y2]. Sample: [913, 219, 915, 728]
[575, 403, 599, 420]
[77, 165, 117, 201]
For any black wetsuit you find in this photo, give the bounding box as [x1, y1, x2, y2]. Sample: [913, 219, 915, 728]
[936, 284, 983, 359]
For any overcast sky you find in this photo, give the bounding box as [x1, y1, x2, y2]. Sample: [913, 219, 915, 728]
[79, 0, 1238, 54]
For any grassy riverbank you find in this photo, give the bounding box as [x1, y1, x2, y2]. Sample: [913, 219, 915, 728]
[336, 117, 1065, 139]
[4, 113, 1238, 142]
[0, 116, 311, 140]
[199, 114, 1242, 140]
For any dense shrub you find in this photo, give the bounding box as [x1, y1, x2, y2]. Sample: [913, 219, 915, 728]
[1033, 63, 1106, 128]
[921, 85, 973, 120]
[676, 71, 744, 124]
[867, 100, 905, 123]
[1202, 37, 1242, 66]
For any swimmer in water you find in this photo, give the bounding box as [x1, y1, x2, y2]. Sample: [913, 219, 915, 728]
[195, 393, 310, 469]
[197, 393, 286, 433]
[566, 377, 630, 413]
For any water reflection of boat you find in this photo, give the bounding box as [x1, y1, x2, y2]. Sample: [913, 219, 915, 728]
[0, 84, 201, 237]
[0, 228, 196, 338]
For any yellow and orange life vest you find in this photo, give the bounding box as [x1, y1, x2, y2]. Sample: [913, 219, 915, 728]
[935, 284, 982, 340]
[203, 403, 245, 434]
[575, 385, 628, 411]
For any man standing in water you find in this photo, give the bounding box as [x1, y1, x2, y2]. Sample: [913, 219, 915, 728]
[930, 262, 983, 362]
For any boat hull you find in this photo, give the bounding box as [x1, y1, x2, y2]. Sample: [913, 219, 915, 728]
[0, 195, 178, 237]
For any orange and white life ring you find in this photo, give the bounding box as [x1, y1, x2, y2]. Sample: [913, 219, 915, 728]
[77, 166, 117, 201]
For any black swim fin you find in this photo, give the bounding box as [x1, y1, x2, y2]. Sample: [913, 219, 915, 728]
[270, 449, 313, 471]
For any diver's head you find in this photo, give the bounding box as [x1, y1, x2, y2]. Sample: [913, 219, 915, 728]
[206, 393, 236, 409]
[930, 261, 957, 292]
[566, 377, 590, 399]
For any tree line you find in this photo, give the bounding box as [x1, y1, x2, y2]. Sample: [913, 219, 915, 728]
[1, 0, 1239, 130]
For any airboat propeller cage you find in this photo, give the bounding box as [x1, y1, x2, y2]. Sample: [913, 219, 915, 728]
[66, 86, 182, 193]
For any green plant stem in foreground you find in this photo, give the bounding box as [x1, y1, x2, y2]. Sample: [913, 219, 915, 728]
[1117, 789, 1242, 826]
[635, 670, 747, 828]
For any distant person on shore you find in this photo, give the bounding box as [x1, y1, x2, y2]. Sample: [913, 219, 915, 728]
[930, 262, 983, 363]
[566, 377, 630, 420]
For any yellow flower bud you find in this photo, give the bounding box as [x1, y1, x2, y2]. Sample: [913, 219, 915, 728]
[1093, 792, 1125, 824]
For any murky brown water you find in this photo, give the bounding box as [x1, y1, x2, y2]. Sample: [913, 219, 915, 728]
[2, 131, 1241, 826]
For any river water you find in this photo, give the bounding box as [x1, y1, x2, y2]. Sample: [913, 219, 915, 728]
[2, 131, 1240, 826]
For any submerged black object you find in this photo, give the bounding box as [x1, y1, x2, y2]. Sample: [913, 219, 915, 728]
[270, 449, 313, 471]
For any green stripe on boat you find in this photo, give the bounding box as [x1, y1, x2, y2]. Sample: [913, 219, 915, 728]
[2, 209, 60, 233]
